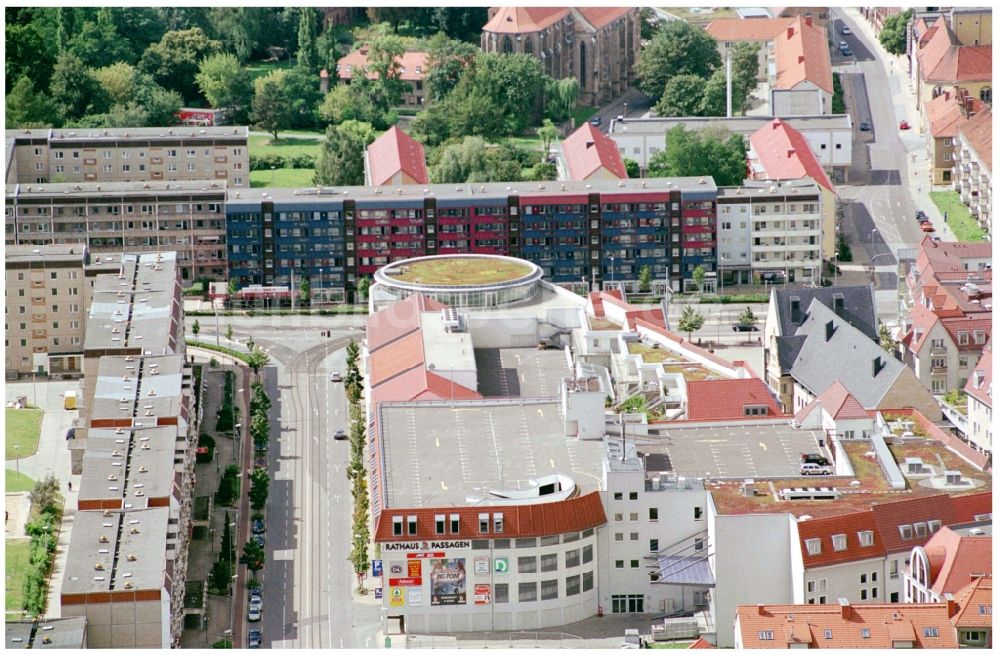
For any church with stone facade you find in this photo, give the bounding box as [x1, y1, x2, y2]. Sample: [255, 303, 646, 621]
[481, 7, 640, 106]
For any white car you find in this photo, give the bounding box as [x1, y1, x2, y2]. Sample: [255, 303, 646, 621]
[329, 371, 342, 382]
[800, 462, 833, 476]
[248, 599, 263, 622]
[841, 26, 852, 35]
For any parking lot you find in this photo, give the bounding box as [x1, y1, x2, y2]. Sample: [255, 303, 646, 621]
[474, 347, 570, 398]
[641, 422, 828, 479]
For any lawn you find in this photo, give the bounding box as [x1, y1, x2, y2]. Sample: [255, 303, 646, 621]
[5, 470, 35, 493]
[842, 441, 891, 492]
[649, 643, 696, 649]
[662, 6, 739, 22]
[5, 408, 42, 460]
[250, 168, 316, 188]
[245, 59, 295, 82]
[628, 342, 684, 364]
[388, 257, 534, 285]
[248, 135, 323, 160]
[5, 538, 30, 613]
[505, 136, 546, 152]
[570, 105, 598, 126]
[929, 191, 986, 242]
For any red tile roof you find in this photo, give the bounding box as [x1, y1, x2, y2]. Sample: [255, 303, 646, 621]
[925, 44, 992, 83]
[337, 48, 429, 82]
[366, 126, 429, 186]
[369, 330, 425, 387]
[561, 123, 627, 180]
[919, 527, 993, 596]
[964, 340, 992, 407]
[959, 105, 992, 171]
[773, 17, 833, 94]
[871, 493, 958, 554]
[797, 510, 886, 568]
[947, 491, 993, 524]
[366, 293, 444, 351]
[705, 17, 794, 42]
[373, 490, 607, 540]
[925, 91, 981, 138]
[950, 575, 993, 629]
[749, 118, 835, 192]
[483, 7, 569, 34]
[686, 379, 784, 421]
[814, 381, 870, 419]
[688, 637, 714, 649]
[577, 8, 632, 29]
[735, 602, 959, 648]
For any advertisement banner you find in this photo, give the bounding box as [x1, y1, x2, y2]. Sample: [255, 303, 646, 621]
[494, 557, 509, 574]
[372, 560, 383, 578]
[409, 588, 423, 606]
[389, 563, 404, 575]
[429, 558, 467, 606]
[388, 577, 421, 587]
[375, 587, 383, 599]
[407, 560, 422, 578]
[407, 552, 446, 559]
[474, 557, 490, 576]
[474, 584, 491, 605]
[390, 587, 405, 607]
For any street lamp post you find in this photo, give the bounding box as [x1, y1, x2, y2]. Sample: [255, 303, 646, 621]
[870, 228, 878, 244]
[610, 255, 615, 285]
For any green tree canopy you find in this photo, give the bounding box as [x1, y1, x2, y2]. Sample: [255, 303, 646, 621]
[5, 76, 57, 128]
[677, 306, 706, 341]
[49, 52, 109, 123]
[425, 32, 478, 103]
[545, 76, 581, 123]
[67, 18, 133, 69]
[139, 28, 222, 102]
[196, 53, 253, 123]
[92, 62, 141, 106]
[636, 20, 721, 101]
[314, 120, 377, 186]
[5, 20, 57, 93]
[655, 74, 707, 117]
[648, 125, 748, 187]
[699, 68, 748, 117]
[250, 70, 292, 140]
[367, 35, 408, 108]
[296, 7, 320, 74]
[879, 9, 913, 56]
[319, 76, 397, 131]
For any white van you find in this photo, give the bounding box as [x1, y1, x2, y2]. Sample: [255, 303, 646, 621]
[800, 462, 833, 476]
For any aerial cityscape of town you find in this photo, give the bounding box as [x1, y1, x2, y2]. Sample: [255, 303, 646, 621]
[3, 4, 994, 650]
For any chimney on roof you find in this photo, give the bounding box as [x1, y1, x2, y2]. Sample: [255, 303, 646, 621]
[787, 26, 795, 39]
[945, 593, 958, 618]
[772, 118, 782, 129]
[790, 297, 801, 322]
[757, 603, 767, 616]
[825, 319, 836, 342]
[833, 293, 844, 315]
[838, 598, 851, 620]
[805, 16, 812, 27]
[873, 356, 885, 377]
[787, 148, 796, 158]
[798, 55, 805, 64]
[586, 140, 595, 149]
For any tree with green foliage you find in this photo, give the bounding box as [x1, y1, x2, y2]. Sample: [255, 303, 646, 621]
[196, 53, 253, 123]
[133, 79, 183, 127]
[367, 35, 408, 109]
[242, 539, 265, 578]
[49, 52, 108, 124]
[67, 17, 132, 69]
[246, 346, 271, 379]
[216, 465, 240, 506]
[429, 7, 489, 42]
[296, 7, 320, 74]
[409, 101, 453, 146]
[299, 275, 311, 306]
[192, 319, 201, 337]
[356, 277, 371, 302]
[545, 76, 581, 123]
[879, 10, 913, 56]
[699, 68, 748, 117]
[648, 125, 747, 187]
[878, 321, 897, 354]
[250, 382, 271, 415]
[638, 266, 653, 293]
[730, 41, 760, 113]
[655, 74, 707, 117]
[250, 70, 292, 140]
[431, 137, 517, 184]
[692, 265, 707, 293]
[250, 411, 270, 451]
[140, 28, 222, 102]
[425, 33, 478, 103]
[5, 77, 57, 128]
[6, 21, 58, 95]
[29, 475, 61, 513]
[677, 306, 706, 342]
[319, 76, 396, 130]
[221, 511, 235, 564]
[281, 67, 324, 130]
[637, 20, 721, 101]
[209, 557, 232, 594]
[536, 119, 559, 160]
[837, 233, 853, 262]
[314, 120, 377, 186]
[92, 63, 140, 106]
[524, 162, 557, 182]
[624, 158, 640, 179]
[225, 324, 234, 343]
[738, 306, 757, 328]
[249, 467, 269, 512]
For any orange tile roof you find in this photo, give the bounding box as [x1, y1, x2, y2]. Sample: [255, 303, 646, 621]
[773, 17, 833, 94]
[705, 17, 794, 42]
[871, 493, 958, 554]
[919, 527, 993, 597]
[561, 123, 627, 180]
[749, 118, 835, 192]
[337, 48, 429, 82]
[483, 7, 570, 33]
[688, 637, 714, 649]
[369, 330, 425, 387]
[373, 490, 607, 540]
[925, 91, 980, 138]
[949, 575, 993, 629]
[686, 379, 784, 421]
[958, 105, 992, 170]
[797, 510, 886, 568]
[947, 491, 993, 524]
[736, 602, 959, 648]
[367, 293, 444, 351]
[366, 126, 429, 186]
[577, 7, 632, 29]
[814, 380, 870, 419]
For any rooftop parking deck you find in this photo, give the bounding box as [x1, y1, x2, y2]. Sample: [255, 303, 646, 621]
[473, 347, 571, 398]
[378, 399, 606, 508]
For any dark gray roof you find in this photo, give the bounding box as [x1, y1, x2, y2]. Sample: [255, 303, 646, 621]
[789, 299, 904, 407]
[773, 285, 878, 372]
[653, 556, 715, 587]
[777, 334, 808, 374]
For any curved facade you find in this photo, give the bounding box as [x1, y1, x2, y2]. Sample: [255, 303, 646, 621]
[373, 254, 543, 308]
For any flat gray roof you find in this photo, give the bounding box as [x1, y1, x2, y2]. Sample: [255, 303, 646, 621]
[5, 622, 33, 648]
[7, 180, 227, 199]
[717, 178, 821, 199]
[7, 618, 89, 649]
[7, 126, 247, 142]
[79, 426, 178, 505]
[4, 244, 87, 265]
[89, 355, 185, 421]
[378, 399, 606, 508]
[638, 421, 827, 479]
[61, 507, 169, 594]
[85, 252, 179, 353]
[609, 114, 852, 136]
[474, 347, 572, 398]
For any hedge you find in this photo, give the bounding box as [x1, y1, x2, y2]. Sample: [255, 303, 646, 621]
[186, 340, 252, 364]
[699, 294, 770, 304]
[185, 306, 368, 317]
[249, 153, 316, 171]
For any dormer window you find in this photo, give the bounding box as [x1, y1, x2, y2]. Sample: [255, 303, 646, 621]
[407, 515, 417, 535]
[899, 524, 914, 540]
[435, 514, 446, 534]
[392, 516, 403, 536]
[450, 513, 460, 533]
[479, 512, 489, 533]
[974, 330, 985, 344]
[805, 538, 821, 555]
[959, 331, 969, 345]
[914, 521, 927, 537]
[493, 512, 504, 533]
[831, 534, 847, 551]
[857, 530, 874, 547]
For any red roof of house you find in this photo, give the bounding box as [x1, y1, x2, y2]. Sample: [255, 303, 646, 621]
[871, 493, 959, 554]
[917, 18, 992, 84]
[561, 123, 627, 180]
[749, 118, 835, 192]
[366, 126, 429, 186]
[797, 510, 887, 568]
[950, 575, 993, 629]
[688, 637, 714, 649]
[686, 379, 783, 421]
[773, 17, 833, 94]
[366, 293, 444, 350]
[483, 7, 569, 33]
[577, 7, 632, 29]
[373, 490, 607, 540]
[705, 17, 794, 42]
[964, 340, 992, 407]
[920, 527, 993, 596]
[736, 602, 959, 648]
[959, 105, 992, 171]
[814, 380, 870, 419]
[337, 48, 429, 82]
[925, 91, 981, 138]
[587, 289, 625, 319]
[947, 491, 993, 524]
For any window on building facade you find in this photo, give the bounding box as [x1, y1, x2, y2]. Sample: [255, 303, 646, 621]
[517, 556, 537, 574]
[495, 583, 509, 603]
[832, 534, 847, 551]
[518, 582, 537, 602]
[541, 553, 558, 572]
[541, 579, 558, 600]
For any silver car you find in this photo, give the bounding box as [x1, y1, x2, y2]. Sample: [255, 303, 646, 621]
[248, 599, 263, 622]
